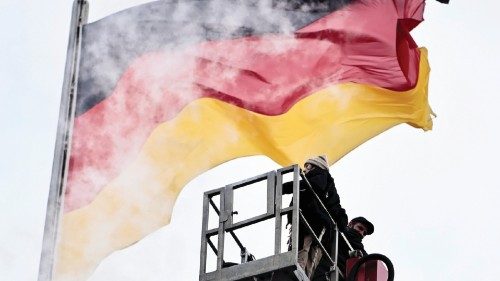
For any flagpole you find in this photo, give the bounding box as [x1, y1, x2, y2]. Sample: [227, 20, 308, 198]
[38, 1, 88, 280]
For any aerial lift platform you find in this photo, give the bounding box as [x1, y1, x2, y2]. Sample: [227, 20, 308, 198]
[199, 165, 392, 281]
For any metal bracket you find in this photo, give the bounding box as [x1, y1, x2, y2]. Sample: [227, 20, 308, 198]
[219, 210, 231, 223]
[220, 210, 238, 223]
[293, 268, 309, 281]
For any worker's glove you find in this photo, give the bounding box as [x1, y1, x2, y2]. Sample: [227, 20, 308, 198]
[349, 249, 364, 258]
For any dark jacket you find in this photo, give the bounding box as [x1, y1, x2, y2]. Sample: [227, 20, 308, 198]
[312, 227, 367, 281]
[283, 167, 348, 239]
[338, 228, 367, 275]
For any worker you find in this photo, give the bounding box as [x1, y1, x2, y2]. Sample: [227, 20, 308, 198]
[282, 155, 348, 280]
[312, 216, 375, 281]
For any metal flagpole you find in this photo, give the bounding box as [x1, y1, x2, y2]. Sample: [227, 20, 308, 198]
[38, 1, 88, 280]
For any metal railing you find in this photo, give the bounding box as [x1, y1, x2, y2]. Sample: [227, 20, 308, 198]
[298, 170, 355, 281]
[199, 165, 354, 281]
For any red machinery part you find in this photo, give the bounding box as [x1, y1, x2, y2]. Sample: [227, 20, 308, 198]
[346, 257, 389, 281]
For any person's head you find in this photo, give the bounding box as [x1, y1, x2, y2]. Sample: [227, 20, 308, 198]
[348, 217, 374, 238]
[304, 155, 329, 174]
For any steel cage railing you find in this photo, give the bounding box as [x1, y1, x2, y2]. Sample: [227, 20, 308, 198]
[199, 165, 351, 281]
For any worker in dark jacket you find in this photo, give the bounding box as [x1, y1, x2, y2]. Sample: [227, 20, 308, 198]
[312, 217, 374, 281]
[282, 155, 347, 280]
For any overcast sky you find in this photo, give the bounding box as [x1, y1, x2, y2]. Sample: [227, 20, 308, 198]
[1, 0, 500, 280]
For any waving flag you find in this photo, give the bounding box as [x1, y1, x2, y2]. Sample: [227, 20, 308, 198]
[53, 0, 434, 280]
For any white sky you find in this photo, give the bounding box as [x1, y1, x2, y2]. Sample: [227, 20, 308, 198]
[1, 0, 500, 280]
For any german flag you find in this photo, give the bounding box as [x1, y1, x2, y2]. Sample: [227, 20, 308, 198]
[55, 0, 433, 280]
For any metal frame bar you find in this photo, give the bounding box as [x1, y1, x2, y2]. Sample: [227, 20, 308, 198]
[199, 164, 345, 281]
[208, 197, 246, 250]
[226, 213, 275, 231]
[329, 228, 340, 281]
[38, 1, 88, 281]
[224, 171, 275, 227]
[200, 166, 301, 281]
[298, 212, 335, 269]
[274, 168, 284, 255]
[217, 189, 226, 270]
[204, 252, 296, 281]
[200, 191, 212, 276]
[289, 165, 300, 260]
[298, 212, 344, 280]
